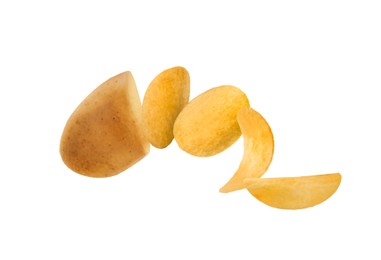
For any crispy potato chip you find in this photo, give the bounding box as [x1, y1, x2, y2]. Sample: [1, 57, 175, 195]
[142, 66, 190, 148]
[245, 173, 341, 209]
[219, 107, 274, 193]
[174, 85, 250, 157]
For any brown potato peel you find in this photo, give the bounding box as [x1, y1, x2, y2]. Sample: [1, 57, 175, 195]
[60, 71, 150, 178]
[220, 107, 274, 193]
[245, 173, 342, 209]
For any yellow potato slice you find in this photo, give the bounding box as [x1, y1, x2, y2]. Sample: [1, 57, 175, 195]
[142, 66, 190, 148]
[60, 71, 150, 178]
[220, 107, 274, 193]
[173, 85, 250, 157]
[245, 173, 341, 209]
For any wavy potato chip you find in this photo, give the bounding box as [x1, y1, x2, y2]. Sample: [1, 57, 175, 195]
[60, 71, 150, 178]
[220, 107, 274, 193]
[142, 67, 190, 148]
[174, 85, 250, 157]
[245, 173, 341, 209]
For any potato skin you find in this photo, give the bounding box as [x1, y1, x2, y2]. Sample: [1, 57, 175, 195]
[142, 67, 190, 148]
[173, 85, 250, 157]
[60, 71, 150, 177]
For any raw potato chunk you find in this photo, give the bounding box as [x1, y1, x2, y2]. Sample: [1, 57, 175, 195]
[173, 86, 250, 157]
[142, 66, 190, 148]
[245, 173, 341, 209]
[60, 71, 150, 178]
[220, 107, 274, 193]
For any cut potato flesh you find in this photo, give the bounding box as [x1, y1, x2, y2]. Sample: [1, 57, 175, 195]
[245, 173, 341, 209]
[220, 107, 274, 193]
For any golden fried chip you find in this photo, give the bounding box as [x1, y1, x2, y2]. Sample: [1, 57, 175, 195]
[219, 107, 274, 193]
[245, 173, 341, 209]
[142, 66, 190, 148]
[174, 86, 250, 157]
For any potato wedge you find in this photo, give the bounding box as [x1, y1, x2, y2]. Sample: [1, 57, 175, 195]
[220, 107, 274, 193]
[60, 71, 150, 178]
[142, 66, 190, 148]
[173, 85, 250, 157]
[245, 173, 341, 209]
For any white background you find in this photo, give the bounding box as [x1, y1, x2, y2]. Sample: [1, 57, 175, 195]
[1, 0, 380, 259]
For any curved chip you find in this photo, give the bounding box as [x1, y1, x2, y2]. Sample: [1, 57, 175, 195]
[245, 173, 341, 209]
[174, 85, 250, 157]
[219, 107, 274, 193]
[142, 66, 190, 148]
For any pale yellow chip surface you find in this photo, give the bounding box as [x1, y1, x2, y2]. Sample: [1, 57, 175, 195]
[245, 173, 341, 209]
[142, 66, 190, 148]
[220, 107, 274, 193]
[174, 85, 250, 157]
